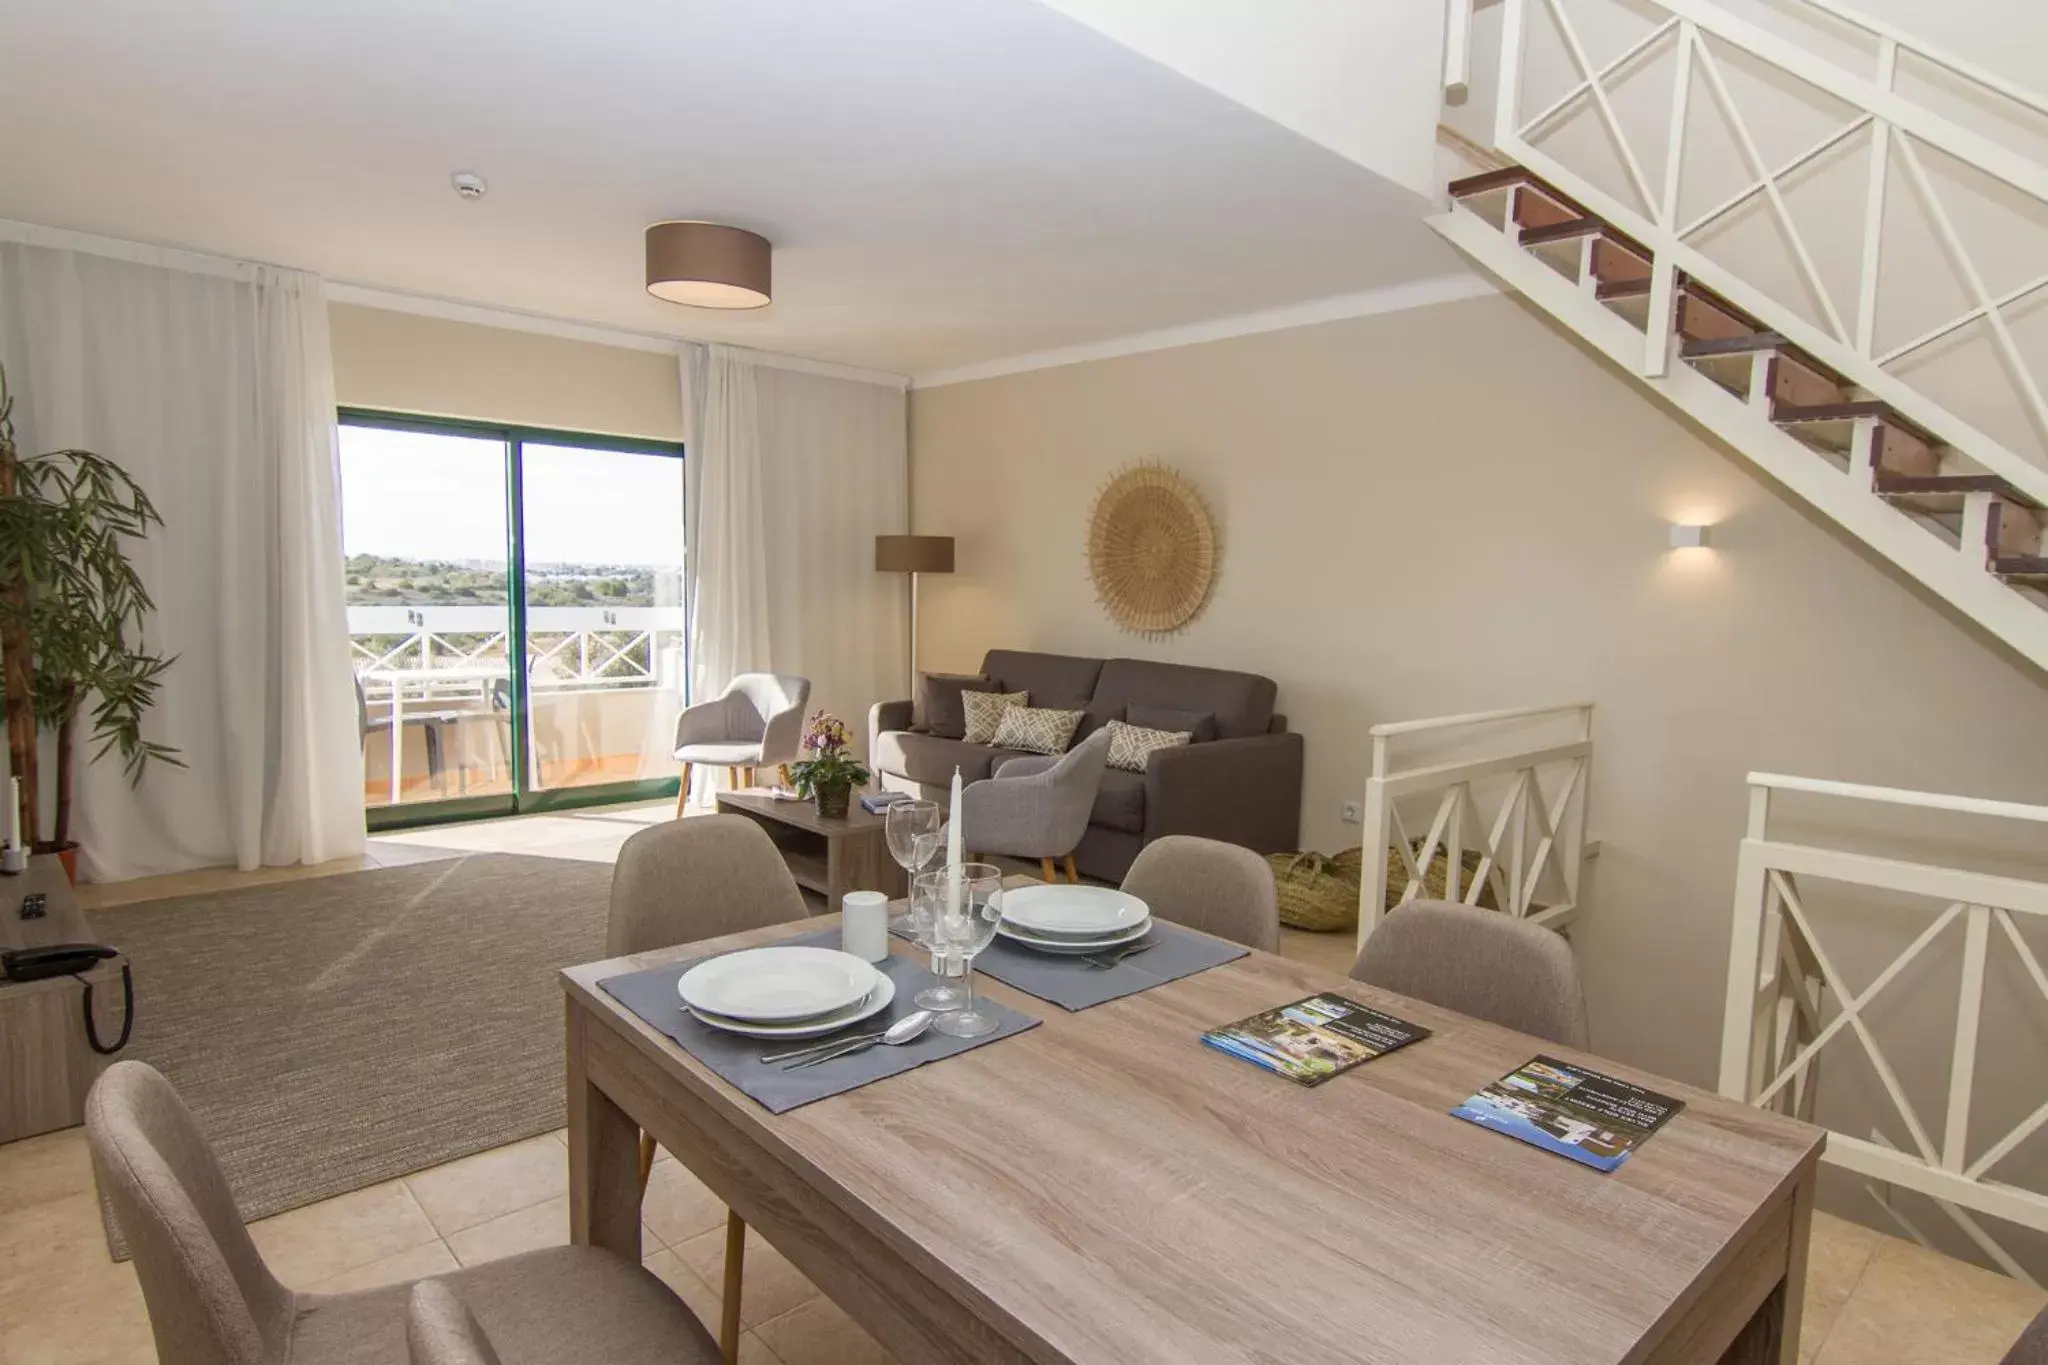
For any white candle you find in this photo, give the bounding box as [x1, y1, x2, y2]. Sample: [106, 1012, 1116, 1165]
[5, 776, 17, 850]
[946, 766, 964, 913]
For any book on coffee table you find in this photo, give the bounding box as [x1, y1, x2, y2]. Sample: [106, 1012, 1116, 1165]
[1451, 1055, 1683, 1172]
[1202, 994, 1430, 1086]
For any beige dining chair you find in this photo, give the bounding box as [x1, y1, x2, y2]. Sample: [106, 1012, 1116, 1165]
[1351, 899, 1590, 1049]
[2006, 1307, 2048, 1365]
[607, 813, 810, 1363]
[1119, 834, 1280, 952]
[408, 1281, 501, 1365]
[86, 1061, 720, 1365]
[672, 672, 810, 813]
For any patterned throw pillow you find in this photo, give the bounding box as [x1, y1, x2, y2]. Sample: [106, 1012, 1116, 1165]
[990, 706, 1085, 756]
[961, 690, 1029, 745]
[1104, 718, 1192, 772]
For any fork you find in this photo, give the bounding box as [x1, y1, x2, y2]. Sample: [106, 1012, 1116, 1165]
[1082, 939, 1158, 970]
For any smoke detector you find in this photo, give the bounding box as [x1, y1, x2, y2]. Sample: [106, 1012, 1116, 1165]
[451, 171, 488, 201]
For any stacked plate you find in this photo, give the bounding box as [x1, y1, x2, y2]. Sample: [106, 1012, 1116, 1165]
[676, 945, 894, 1039]
[997, 885, 1152, 955]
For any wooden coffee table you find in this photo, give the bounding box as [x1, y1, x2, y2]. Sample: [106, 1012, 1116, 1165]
[714, 788, 906, 911]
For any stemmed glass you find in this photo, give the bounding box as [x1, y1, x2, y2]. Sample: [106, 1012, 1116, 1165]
[888, 802, 961, 1010]
[921, 863, 1005, 1039]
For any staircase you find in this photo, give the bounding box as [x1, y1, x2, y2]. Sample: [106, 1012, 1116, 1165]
[1432, 0, 2048, 670]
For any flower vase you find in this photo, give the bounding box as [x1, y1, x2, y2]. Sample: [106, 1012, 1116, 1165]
[814, 784, 852, 819]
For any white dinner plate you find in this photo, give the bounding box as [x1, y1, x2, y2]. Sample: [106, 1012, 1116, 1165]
[687, 972, 897, 1039]
[997, 919, 1152, 955]
[998, 884, 1150, 937]
[677, 945, 879, 1023]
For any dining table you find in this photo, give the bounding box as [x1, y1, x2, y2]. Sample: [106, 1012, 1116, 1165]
[562, 887, 1824, 1365]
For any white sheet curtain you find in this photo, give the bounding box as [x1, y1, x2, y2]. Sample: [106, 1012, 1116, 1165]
[0, 231, 364, 880]
[682, 343, 908, 763]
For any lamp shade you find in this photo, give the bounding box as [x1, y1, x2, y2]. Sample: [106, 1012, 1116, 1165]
[645, 222, 772, 309]
[875, 534, 955, 574]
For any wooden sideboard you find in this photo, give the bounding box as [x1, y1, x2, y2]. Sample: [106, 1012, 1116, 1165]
[0, 856, 125, 1142]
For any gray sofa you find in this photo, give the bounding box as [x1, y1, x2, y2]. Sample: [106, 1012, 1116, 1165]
[869, 649, 1303, 881]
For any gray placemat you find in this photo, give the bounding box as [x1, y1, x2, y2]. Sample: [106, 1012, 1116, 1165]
[891, 917, 1247, 1011]
[597, 931, 1039, 1115]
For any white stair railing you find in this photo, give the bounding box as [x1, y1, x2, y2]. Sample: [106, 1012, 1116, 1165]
[1483, 0, 2048, 503]
[1357, 701, 1593, 947]
[1720, 772, 2048, 1284]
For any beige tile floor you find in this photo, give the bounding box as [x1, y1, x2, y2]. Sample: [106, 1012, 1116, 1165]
[7, 802, 2039, 1364]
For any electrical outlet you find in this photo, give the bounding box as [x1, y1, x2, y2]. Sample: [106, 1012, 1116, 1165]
[1340, 801, 1362, 824]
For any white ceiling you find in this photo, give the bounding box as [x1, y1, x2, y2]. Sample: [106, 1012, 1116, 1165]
[0, 0, 1461, 375]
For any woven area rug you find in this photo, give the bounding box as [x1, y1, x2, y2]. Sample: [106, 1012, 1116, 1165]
[96, 853, 614, 1256]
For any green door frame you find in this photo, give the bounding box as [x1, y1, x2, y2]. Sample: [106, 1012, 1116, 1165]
[339, 409, 687, 833]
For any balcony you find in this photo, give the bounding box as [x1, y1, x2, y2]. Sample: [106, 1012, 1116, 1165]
[351, 604, 687, 810]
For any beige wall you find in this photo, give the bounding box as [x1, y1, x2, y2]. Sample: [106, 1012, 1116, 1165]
[328, 303, 683, 440]
[908, 293, 2048, 1090]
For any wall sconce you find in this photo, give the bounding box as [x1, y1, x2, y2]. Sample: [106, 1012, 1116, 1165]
[1668, 523, 1710, 549]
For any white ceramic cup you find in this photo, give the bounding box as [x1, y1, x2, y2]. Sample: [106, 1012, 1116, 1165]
[841, 890, 891, 963]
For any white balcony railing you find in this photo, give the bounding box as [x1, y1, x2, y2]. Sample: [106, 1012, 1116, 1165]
[1720, 772, 2048, 1284]
[349, 605, 688, 699]
[1357, 702, 1594, 946]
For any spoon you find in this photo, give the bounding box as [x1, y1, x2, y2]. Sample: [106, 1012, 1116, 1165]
[781, 1011, 935, 1070]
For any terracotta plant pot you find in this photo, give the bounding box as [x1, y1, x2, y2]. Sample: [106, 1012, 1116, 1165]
[813, 785, 852, 819]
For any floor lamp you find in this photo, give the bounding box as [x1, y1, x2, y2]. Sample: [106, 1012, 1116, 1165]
[875, 534, 955, 685]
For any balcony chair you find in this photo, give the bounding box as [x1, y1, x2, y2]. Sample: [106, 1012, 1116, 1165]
[86, 1061, 720, 1365]
[607, 815, 810, 1363]
[1351, 899, 1590, 1048]
[672, 672, 810, 814]
[1120, 835, 1279, 952]
[964, 728, 1113, 883]
[355, 674, 469, 799]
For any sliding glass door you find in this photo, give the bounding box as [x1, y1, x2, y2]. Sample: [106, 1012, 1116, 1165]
[338, 412, 686, 829]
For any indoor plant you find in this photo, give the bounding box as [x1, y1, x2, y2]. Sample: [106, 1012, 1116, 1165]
[787, 710, 868, 818]
[0, 364, 179, 879]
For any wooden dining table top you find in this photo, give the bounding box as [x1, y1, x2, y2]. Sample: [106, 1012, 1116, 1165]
[562, 912, 1823, 1365]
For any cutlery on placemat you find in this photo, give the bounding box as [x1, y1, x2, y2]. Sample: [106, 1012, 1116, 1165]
[1082, 939, 1158, 970]
[781, 1011, 935, 1070]
[759, 1021, 891, 1065]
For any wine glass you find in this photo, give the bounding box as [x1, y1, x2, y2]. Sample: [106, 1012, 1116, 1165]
[908, 866, 968, 1011]
[926, 863, 1005, 1039]
[884, 800, 942, 879]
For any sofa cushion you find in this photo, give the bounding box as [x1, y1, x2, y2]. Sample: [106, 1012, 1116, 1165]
[1126, 703, 1218, 743]
[913, 672, 984, 739]
[981, 650, 1104, 710]
[991, 705, 1084, 755]
[1089, 659, 1276, 739]
[873, 731, 1026, 786]
[1091, 770, 1147, 834]
[1104, 719, 1192, 772]
[961, 689, 1028, 744]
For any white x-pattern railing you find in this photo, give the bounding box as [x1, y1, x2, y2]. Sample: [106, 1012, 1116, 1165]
[1720, 772, 2048, 1284]
[1357, 702, 1593, 947]
[1488, 0, 2048, 499]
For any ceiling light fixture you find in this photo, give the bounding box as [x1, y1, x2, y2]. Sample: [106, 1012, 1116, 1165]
[645, 221, 772, 310]
[451, 171, 487, 201]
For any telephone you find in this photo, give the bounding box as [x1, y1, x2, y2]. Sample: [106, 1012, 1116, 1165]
[2, 944, 132, 1055]
[3, 942, 118, 982]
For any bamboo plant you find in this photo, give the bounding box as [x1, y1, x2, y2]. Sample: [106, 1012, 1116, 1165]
[0, 363, 179, 854]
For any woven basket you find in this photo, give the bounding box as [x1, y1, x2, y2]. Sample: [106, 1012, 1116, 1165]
[1267, 850, 1366, 932]
[1383, 844, 1499, 911]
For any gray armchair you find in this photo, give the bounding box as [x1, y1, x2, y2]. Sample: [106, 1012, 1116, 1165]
[672, 672, 809, 814]
[961, 728, 1112, 882]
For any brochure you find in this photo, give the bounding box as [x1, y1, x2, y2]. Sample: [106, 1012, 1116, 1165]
[1451, 1055, 1683, 1172]
[1201, 994, 1431, 1086]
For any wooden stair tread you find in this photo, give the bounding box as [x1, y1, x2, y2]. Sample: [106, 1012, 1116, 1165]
[1993, 555, 2048, 578]
[1681, 332, 1790, 358]
[1874, 470, 2041, 510]
[1447, 166, 1537, 198]
[1772, 400, 1939, 450]
[1518, 216, 1604, 246]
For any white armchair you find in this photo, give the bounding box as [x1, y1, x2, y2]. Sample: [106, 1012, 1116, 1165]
[672, 672, 810, 814]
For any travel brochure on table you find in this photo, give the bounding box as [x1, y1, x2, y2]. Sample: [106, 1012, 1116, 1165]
[1451, 1055, 1683, 1172]
[1201, 994, 1431, 1086]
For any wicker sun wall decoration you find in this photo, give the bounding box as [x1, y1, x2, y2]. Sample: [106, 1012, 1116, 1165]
[1085, 463, 1218, 635]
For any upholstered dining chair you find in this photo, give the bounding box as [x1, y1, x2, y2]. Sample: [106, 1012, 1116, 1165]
[607, 814, 810, 1363]
[672, 672, 810, 814]
[86, 1061, 721, 1365]
[1351, 899, 1590, 1048]
[408, 1281, 502, 1365]
[966, 727, 1113, 883]
[1119, 835, 1280, 953]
